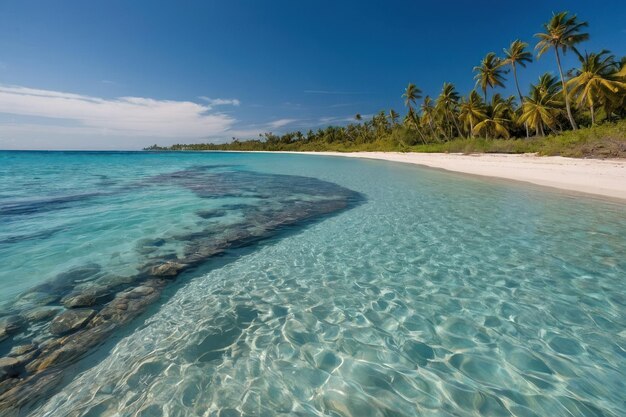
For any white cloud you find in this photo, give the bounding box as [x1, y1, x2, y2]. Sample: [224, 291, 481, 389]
[317, 115, 362, 124]
[198, 96, 241, 107]
[267, 118, 297, 129]
[225, 119, 300, 139]
[0, 85, 236, 138]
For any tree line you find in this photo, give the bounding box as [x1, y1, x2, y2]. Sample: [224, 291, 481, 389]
[146, 11, 626, 152]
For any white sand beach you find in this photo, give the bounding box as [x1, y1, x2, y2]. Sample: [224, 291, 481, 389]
[295, 152, 626, 201]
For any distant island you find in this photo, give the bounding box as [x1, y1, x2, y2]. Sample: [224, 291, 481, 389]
[147, 11, 626, 158]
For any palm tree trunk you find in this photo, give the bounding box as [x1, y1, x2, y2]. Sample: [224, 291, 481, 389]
[590, 103, 595, 125]
[441, 114, 451, 141]
[554, 47, 578, 130]
[539, 123, 545, 137]
[512, 64, 530, 138]
[416, 127, 427, 144]
[427, 118, 437, 139]
[450, 112, 462, 138]
[409, 111, 427, 144]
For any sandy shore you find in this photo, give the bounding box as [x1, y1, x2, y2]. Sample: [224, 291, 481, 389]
[292, 152, 626, 201]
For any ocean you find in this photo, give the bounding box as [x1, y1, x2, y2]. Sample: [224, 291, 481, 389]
[1, 151, 624, 417]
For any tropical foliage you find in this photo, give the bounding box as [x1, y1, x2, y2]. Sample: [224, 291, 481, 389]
[149, 11, 626, 154]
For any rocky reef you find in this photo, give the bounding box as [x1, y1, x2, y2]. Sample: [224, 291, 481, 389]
[0, 166, 362, 415]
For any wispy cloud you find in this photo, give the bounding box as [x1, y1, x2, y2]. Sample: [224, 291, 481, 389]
[0, 85, 236, 138]
[226, 118, 299, 139]
[198, 96, 241, 107]
[267, 118, 297, 129]
[304, 90, 366, 95]
[317, 115, 363, 124]
[100, 79, 116, 85]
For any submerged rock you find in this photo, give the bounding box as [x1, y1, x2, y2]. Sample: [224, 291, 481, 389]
[12, 291, 60, 309]
[22, 306, 62, 323]
[49, 309, 96, 336]
[29, 263, 102, 296]
[0, 377, 19, 396]
[125, 285, 155, 298]
[8, 344, 36, 357]
[9, 344, 40, 367]
[0, 316, 24, 341]
[0, 357, 20, 380]
[61, 293, 98, 309]
[61, 286, 112, 308]
[150, 261, 187, 277]
[0, 368, 63, 411]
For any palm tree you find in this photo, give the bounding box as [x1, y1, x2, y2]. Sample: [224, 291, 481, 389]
[420, 96, 437, 139]
[614, 58, 626, 118]
[372, 110, 390, 137]
[435, 83, 462, 140]
[403, 110, 415, 128]
[503, 40, 533, 137]
[459, 91, 487, 137]
[402, 83, 422, 112]
[567, 50, 625, 124]
[536, 73, 562, 98]
[388, 109, 400, 127]
[503, 40, 533, 101]
[473, 52, 506, 102]
[535, 11, 589, 130]
[402, 83, 427, 143]
[473, 95, 511, 139]
[519, 74, 563, 136]
[355, 113, 362, 122]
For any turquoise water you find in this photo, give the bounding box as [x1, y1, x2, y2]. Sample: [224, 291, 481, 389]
[1, 151, 625, 417]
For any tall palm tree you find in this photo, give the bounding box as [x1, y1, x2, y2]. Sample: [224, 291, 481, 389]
[567, 50, 625, 124]
[400, 109, 425, 144]
[420, 96, 437, 139]
[355, 113, 363, 122]
[459, 91, 487, 137]
[473, 52, 506, 102]
[519, 74, 563, 136]
[402, 83, 422, 112]
[373, 110, 390, 137]
[614, 57, 626, 118]
[402, 83, 427, 143]
[435, 83, 462, 140]
[503, 40, 533, 102]
[473, 95, 511, 139]
[388, 109, 400, 127]
[503, 40, 533, 137]
[403, 110, 415, 129]
[536, 73, 562, 98]
[535, 11, 589, 130]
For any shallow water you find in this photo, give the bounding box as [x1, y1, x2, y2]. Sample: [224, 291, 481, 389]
[1, 151, 625, 417]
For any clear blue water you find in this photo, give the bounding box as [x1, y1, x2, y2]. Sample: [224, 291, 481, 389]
[1, 151, 625, 417]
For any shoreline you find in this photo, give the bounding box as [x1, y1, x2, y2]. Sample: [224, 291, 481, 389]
[276, 152, 626, 201]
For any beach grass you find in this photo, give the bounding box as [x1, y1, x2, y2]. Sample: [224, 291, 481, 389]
[410, 120, 626, 157]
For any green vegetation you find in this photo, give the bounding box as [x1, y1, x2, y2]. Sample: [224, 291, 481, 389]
[147, 11, 626, 158]
[146, 120, 626, 158]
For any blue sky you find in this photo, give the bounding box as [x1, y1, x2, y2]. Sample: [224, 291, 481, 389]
[0, 0, 624, 149]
